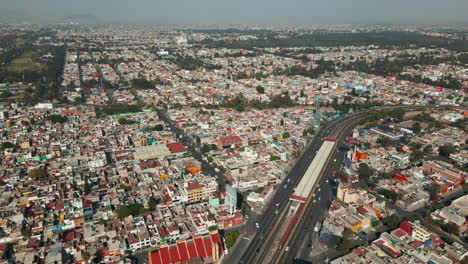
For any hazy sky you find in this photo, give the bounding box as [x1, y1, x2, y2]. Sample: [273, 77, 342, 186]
[3, 0, 468, 24]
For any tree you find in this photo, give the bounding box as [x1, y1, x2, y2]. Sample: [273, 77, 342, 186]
[383, 214, 400, 229]
[153, 124, 164, 131]
[0, 91, 13, 98]
[430, 183, 441, 201]
[444, 223, 459, 235]
[201, 144, 211, 153]
[282, 132, 290, 139]
[208, 226, 218, 231]
[256, 85, 265, 94]
[0, 142, 15, 150]
[371, 220, 380, 228]
[377, 137, 391, 147]
[74, 97, 85, 104]
[118, 118, 136, 125]
[225, 231, 240, 248]
[84, 178, 91, 195]
[148, 197, 159, 211]
[280, 119, 284, 126]
[439, 145, 457, 158]
[412, 122, 422, 134]
[357, 163, 374, 180]
[423, 144, 433, 154]
[380, 189, 401, 201]
[270, 156, 281, 161]
[47, 115, 68, 123]
[410, 150, 425, 163]
[116, 204, 145, 219]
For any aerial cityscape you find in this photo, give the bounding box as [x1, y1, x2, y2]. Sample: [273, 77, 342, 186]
[0, 1, 467, 264]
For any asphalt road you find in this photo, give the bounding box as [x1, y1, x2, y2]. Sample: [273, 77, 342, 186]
[237, 111, 364, 264]
[156, 108, 229, 187]
[280, 120, 357, 263]
[236, 105, 459, 264]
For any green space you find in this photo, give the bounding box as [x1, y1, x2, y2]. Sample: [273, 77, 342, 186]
[224, 231, 240, 248]
[6, 52, 45, 72]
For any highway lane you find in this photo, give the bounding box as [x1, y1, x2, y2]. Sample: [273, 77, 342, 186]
[239, 106, 414, 263]
[223, 105, 465, 263]
[274, 105, 467, 263]
[279, 120, 356, 263]
[238, 113, 359, 264]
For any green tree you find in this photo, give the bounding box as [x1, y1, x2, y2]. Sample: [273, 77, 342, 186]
[118, 118, 136, 125]
[0, 142, 15, 150]
[412, 122, 422, 134]
[225, 231, 240, 248]
[282, 132, 290, 139]
[153, 124, 164, 131]
[116, 204, 145, 219]
[256, 85, 265, 94]
[148, 197, 159, 211]
[47, 115, 68, 123]
[84, 179, 91, 195]
[443, 223, 459, 235]
[439, 145, 457, 158]
[410, 150, 425, 163]
[383, 214, 401, 229]
[371, 220, 380, 227]
[423, 144, 433, 154]
[430, 183, 441, 201]
[357, 163, 374, 180]
[201, 144, 211, 153]
[270, 156, 281, 161]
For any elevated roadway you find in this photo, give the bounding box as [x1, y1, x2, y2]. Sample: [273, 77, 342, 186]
[234, 105, 466, 264]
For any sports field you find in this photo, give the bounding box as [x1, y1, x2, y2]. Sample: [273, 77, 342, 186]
[6, 53, 44, 72]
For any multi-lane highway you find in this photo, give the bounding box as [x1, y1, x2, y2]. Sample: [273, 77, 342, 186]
[237, 109, 367, 264]
[232, 105, 464, 264]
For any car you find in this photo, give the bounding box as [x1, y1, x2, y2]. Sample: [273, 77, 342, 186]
[275, 203, 279, 207]
[255, 223, 259, 228]
[275, 210, 279, 214]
